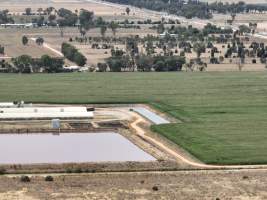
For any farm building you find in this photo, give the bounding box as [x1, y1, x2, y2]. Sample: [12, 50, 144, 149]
[0, 101, 31, 108]
[0, 23, 37, 28]
[0, 102, 15, 108]
[0, 106, 94, 120]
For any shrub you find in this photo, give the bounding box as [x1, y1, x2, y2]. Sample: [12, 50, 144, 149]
[74, 168, 83, 173]
[0, 168, 6, 175]
[152, 186, 159, 191]
[61, 43, 87, 66]
[45, 176, 54, 182]
[20, 175, 31, 183]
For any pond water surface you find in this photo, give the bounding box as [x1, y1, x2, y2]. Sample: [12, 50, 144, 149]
[0, 132, 155, 164]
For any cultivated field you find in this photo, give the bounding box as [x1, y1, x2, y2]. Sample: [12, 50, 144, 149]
[0, 72, 267, 165]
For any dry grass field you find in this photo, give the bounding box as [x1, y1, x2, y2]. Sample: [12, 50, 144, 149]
[0, 0, 144, 21]
[0, 26, 157, 64]
[1, 169, 267, 199]
[0, 28, 58, 58]
[212, 13, 267, 31]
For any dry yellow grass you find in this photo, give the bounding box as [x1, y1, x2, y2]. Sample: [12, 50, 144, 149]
[0, 29, 58, 58]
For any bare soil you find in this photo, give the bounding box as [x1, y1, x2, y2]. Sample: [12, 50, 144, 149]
[1, 169, 267, 199]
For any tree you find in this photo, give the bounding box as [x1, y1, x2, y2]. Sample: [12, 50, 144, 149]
[22, 36, 28, 46]
[100, 25, 107, 38]
[11, 55, 32, 73]
[56, 8, 78, 27]
[231, 13, 236, 23]
[146, 40, 154, 56]
[0, 45, 4, 54]
[79, 9, 94, 37]
[153, 60, 165, 72]
[25, 8, 32, 16]
[32, 16, 45, 27]
[57, 19, 66, 37]
[110, 21, 118, 37]
[193, 42, 206, 60]
[157, 23, 165, 34]
[37, 8, 43, 15]
[239, 25, 251, 35]
[36, 37, 44, 45]
[0, 9, 14, 24]
[126, 37, 139, 71]
[46, 7, 55, 15]
[41, 55, 64, 72]
[61, 42, 87, 66]
[107, 58, 123, 72]
[97, 63, 108, 72]
[74, 52, 87, 66]
[136, 55, 152, 71]
[126, 7, 130, 15]
[48, 14, 56, 22]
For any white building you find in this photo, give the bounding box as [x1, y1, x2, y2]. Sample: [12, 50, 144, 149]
[0, 106, 94, 120]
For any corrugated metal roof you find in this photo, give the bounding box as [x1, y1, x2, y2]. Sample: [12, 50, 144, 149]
[132, 107, 170, 125]
[0, 107, 93, 119]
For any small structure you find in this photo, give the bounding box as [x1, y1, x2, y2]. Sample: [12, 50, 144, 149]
[63, 66, 81, 72]
[0, 23, 37, 28]
[159, 31, 178, 39]
[51, 119, 61, 129]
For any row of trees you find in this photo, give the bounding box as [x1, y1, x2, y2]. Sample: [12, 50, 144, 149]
[0, 10, 14, 24]
[0, 55, 64, 73]
[103, 36, 186, 72]
[61, 43, 87, 66]
[105, 53, 185, 72]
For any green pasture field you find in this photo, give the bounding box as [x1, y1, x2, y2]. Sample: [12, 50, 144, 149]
[0, 72, 267, 164]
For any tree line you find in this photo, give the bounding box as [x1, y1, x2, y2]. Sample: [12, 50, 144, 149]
[0, 55, 64, 73]
[61, 43, 87, 66]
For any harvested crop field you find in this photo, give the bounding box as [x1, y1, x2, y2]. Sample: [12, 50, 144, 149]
[0, 72, 267, 165]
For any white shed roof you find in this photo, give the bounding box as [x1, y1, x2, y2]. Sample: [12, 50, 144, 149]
[0, 102, 15, 108]
[0, 107, 93, 120]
